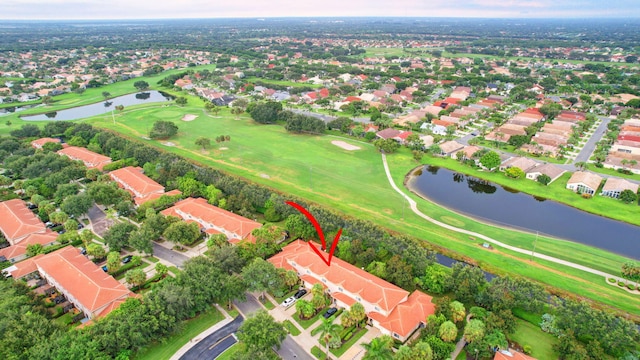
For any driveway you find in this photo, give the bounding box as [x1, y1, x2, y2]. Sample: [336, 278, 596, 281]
[87, 204, 115, 237]
[276, 335, 314, 360]
[179, 316, 243, 360]
[573, 116, 611, 164]
[152, 243, 190, 268]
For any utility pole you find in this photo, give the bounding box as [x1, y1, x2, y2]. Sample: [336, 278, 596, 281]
[531, 231, 539, 261]
[111, 109, 115, 125]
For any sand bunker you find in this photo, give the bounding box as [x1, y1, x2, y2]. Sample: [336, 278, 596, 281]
[260, 173, 270, 179]
[181, 114, 197, 121]
[162, 142, 176, 146]
[331, 140, 360, 151]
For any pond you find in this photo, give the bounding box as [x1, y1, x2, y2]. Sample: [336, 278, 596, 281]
[408, 166, 640, 260]
[21, 91, 173, 121]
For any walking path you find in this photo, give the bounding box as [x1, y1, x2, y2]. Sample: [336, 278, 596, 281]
[380, 153, 638, 287]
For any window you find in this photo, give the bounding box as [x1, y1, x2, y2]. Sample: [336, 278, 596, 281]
[338, 287, 343, 292]
[356, 296, 361, 301]
[322, 278, 327, 283]
[374, 306, 380, 311]
[393, 333, 399, 339]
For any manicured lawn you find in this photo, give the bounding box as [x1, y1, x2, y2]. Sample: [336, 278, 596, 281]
[260, 296, 275, 310]
[168, 266, 181, 275]
[145, 256, 159, 263]
[293, 308, 328, 329]
[311, 345, 328, 359]
[133, 305, 224, 360]
[114, 261, 152, 280]
[330, 327, 368, 357]
[11, 87, 639, 317]
[456, 350, 467, 360]
[283, 319, 302, 336]
[509, 319, 559, 360]
[215, 343, 240, 360]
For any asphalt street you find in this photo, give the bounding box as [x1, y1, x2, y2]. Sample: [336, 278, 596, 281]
[276, 335, 314, 360]
[179, 316, 243, 360]
[152, 243, 190, 268]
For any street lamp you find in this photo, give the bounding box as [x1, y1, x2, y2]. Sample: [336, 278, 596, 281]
[474, 348, 479, 360]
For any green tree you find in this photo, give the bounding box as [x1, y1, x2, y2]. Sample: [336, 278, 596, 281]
[175, 97, 187, 106]
[479, 151, 501, 171]
[241, 258, 283, 300]
[133, 81, 150, 91]
[450, 263, 488, 303]
[128, 227, 154, 255]
[125, 268, 147, 287]
[362, 335, 394, 360]
[162, 221, 201, 246]
[439, 321, 458, 342]
[87, 243, 106, 260]
[619, 189, 638, 204]
[418, 264, 451, 294]
[505, 166, 525, 179]
[149, 120, 179, 139]
[236, 310, 287, 355]
[283, 269, 299, 291]
[60, 194, 93, 218]
[411, 342, 433, 360]
[537, 174, 551, 186]
[450, 301, 466, 323]
[63, 219, 79, 233]
[26, 243, 44, 257]
[464, 319, 486, 343]
[296, 299, 315, 319]
[195, 137, 211, 150]
[102, 91, 111, 100]
[373, 138, 400, 153]
[106, 251, 121, 274]
[103, 222, 137, 252]
[219, 273, 246, 309]
[319, 317, 342, 357]
[350, 302, 366, 328]
[155, 262, 168, 278]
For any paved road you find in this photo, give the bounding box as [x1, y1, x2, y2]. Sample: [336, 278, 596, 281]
[86, 204, 113, 237]
[233, 293, 263, 317]
[276, 335, 314, 360]
[152, 243, 190, 268]
[381, 153, 639, 287]
[179, 316, 243, 360]
[573, 116, 611, 164]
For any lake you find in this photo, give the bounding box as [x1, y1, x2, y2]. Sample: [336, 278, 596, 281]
[408, 166, 640, 259]
[21, 91, 173, 121]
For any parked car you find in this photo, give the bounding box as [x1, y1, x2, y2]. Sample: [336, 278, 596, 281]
[281, 296, 296, 307]
[122, 255, 133, 264]
[77, 223, 84, 230]
[101, 265, 108, 272]
[323, 307, 338, 318]
[79, 247, 87, 255]
[57, 230, 66, 235]
[293, 289, 307, 299]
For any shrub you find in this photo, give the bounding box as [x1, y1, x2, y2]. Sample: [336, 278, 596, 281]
[608, 278, 616, 283]
[523, 345, 532, 355]
[627, 284, 636, 291]
[581, 193, 592, 199]
[618, 281, 626, 287]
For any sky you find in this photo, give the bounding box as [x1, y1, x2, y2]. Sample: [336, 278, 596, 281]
[0, 0, 638, 20]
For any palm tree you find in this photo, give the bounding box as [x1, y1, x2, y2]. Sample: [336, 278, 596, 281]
[450, 301, 466, 323]
[362, 335, 394, 360]
[318, 318, 341, 360]
[296, 299, 314, 319]
[439, 321, 458, 342]
[350, 302, 366, 328]
[574, 161, 588, 171]
[283, 270, 299, 291]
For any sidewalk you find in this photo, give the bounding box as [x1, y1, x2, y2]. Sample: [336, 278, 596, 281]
[169, 304, 233, 360]
[266, 293, 320, 355]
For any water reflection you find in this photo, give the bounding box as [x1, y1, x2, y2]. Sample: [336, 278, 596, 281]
[409, 165, 640, 259]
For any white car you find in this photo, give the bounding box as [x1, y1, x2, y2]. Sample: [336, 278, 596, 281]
[281, 296, 296, 307]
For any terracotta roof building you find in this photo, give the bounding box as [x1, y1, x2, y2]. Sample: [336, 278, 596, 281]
[0, 231, 58, 263]
[0, 199, 47, 245]
[601, 178, 639, 199]
[57, 146, 112, 170]
[31, 137, 61, 149]
[161, 197, 261, 244]
[109, 166, 180, 205]
[566, 171, 603, 195]
[494, 349, 537, 360]
[5, 247, 134, 319]
[269, 240, 435, 342]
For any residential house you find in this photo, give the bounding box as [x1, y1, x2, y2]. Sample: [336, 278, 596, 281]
[31, 137, 61, 149]
[376, 128, 401, 140]
[456, 145, 481, 160]
[525, 163, 566, 184]
[600, 178, 639, 199]
[421, 122, 447, 136]
[269, 240, 435, 342]
[0, 231, 58, 263]
[0, 199, 48, 245]
[5, 247, 134, 319]
[161, 197, 261, 244]
[109, 166, 180, 206]
[499, 157, 539, 172]
[566, 171, 603, 195]
[57, 146, 112, 170]
[439, 140, 465, 157]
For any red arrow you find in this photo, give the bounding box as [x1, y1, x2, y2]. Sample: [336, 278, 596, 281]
[286, 201, 342, 267]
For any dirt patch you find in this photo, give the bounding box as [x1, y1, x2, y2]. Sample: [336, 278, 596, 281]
[260, 173, 270, 179]
[331, 140, 360, 151]
[162, 142, 176, 147]
[219, 147, 228, 150]
[181, 114, 197, 121]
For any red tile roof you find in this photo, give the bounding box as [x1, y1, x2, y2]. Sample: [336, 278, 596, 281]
[57, 146, 112, 170]
[0, 231, 58, 261]
[494, 350, 537, 360]
[269, 240, 409, 313]
[369, 291, 435, 339]
[161, 198, 261, 243]
[35, 246, 134, 318]
[31, 137, 61, 149]
[109, 166, 165, 204]
[0, 199, 47, 245]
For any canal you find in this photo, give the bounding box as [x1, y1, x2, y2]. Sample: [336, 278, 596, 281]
[408, 166, 640, 259]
